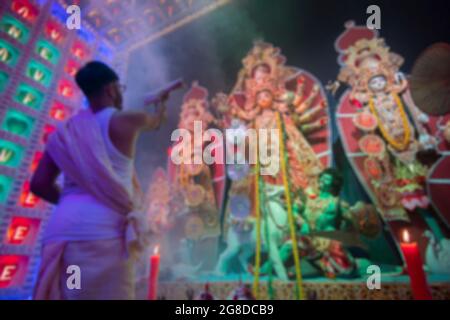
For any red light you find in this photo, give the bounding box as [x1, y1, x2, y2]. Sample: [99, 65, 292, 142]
[0, 263, 18, 288]
[58, 80, 74, 98]
[30, 151, 43, 171]
[71, 41, 88, 60]
[50, 102, 68, 121]
[44, 20, 65, 44]
[11, 0, 39, 23]
[19, 181, 39, 208]
[6, 217, 41, 245]
[7, 218, 28, 245]
[65, 60, 80, 77]
[42, 124, 56, 143]
[0, 255, 29, 288]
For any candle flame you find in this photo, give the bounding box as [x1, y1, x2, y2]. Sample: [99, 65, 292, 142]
[402, 229, 410, 243]
[154, 244, 160, 255]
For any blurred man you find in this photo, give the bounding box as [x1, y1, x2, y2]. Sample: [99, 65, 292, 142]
[31, 61, 167, 299]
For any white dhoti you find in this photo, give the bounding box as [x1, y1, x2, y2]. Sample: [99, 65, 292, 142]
[32, 109, 148, 300]
[34, 239, 135, 300]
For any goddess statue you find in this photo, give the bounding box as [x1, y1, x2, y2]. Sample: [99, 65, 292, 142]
[214, 42, 332, 286]
[333, 22, 448, 255]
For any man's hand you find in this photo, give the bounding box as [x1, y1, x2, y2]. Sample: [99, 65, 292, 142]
[30, 151, 61, 205]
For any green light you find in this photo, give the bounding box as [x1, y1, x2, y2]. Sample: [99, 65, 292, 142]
[26, 60, 53, 87]
[0, 15, 30, 44]
[0, 139, 24, 168]
[14, 83, 44, 110]
[0, 71, 9, 93]
[0, 174, 13, 204]
[0, 39, 20, 67]
[2, 108, 36, 138]
[35, 39, 60, 65]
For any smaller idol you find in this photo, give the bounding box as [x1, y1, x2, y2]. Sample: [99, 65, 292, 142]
[332, 22, 450, 256]
[333, 21, 437, 222]
[167, 82, 225, 273]
[409, 43, 450, 274]
[259, 168, 382, 279]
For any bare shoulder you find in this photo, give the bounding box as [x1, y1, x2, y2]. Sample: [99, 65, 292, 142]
[111, 107, 164, 134]
[111, 110, 148, 129]
[109, 111, 147, 157]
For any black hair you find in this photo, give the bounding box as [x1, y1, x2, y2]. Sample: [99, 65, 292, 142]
[320, 168, 343, 196]
[75, 61, 119, 98]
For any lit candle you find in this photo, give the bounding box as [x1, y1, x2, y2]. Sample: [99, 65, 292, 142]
[148, 245, 160, 300]
[400, 229, 432, 300]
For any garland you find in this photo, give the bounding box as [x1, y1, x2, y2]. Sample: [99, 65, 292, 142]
[262, 179, 275, 299]
[369, 93, 411, 151]
[252, 133, 262, 299]
[276, 112, 305, 300]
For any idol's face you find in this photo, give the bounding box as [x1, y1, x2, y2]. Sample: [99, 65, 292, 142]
[253, 65, 270, 82]
[368, 75, 387, 93]
[256, 90, 273, 109]
[186, 106, 200, 118]
[360, 57, 381, 71]
[319, 173, 333, 192]
[181, 105, 201, 130]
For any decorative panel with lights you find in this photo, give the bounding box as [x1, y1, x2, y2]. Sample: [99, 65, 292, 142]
[0, 39, 20, 66]
[5, 217, 41, 245]
[0, 139, 25, 168]
[11, 0, 39, 24]
[0, 14, 31, 44]
[0, 0, 117, 300]
[35, 38, 60, 64]
[0, 175, 14, 204]
[14, 83, 44, 110]
[0, 255, 30, 289]
[2, 109, 36, 139]
[0, 70, 9, 92]
[60, 0, 230, 48]
[25, 59, 53, 87]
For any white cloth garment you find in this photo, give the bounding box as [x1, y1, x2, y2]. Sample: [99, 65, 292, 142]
[34, 107, 148, 300]
[42, 107, 134, 244]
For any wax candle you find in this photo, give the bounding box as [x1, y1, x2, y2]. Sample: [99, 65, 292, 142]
[400, 229, 432, 300]
[148, 245, 160, 300]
